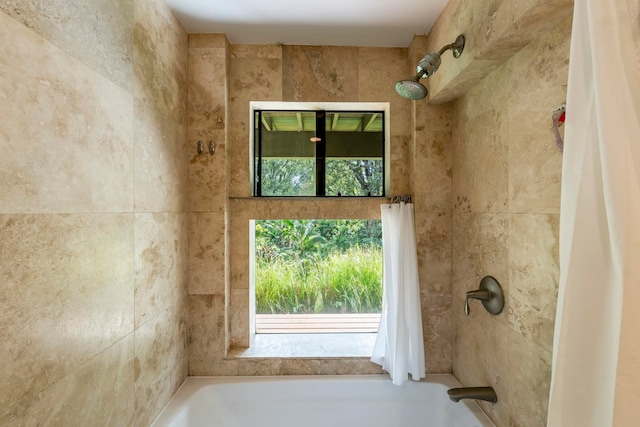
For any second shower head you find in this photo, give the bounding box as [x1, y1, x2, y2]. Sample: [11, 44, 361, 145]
[395, 34, 465, 100]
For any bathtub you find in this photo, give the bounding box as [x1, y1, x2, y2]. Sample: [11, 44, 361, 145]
[151, 375, 495, 427]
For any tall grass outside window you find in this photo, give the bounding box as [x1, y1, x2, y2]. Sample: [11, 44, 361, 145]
[254, 219, 382, 315]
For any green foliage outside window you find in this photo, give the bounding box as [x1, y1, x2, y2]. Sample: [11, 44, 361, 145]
[260, 159, 315, 196]
[259, 159, 383, 197]
[255, 219, 382, 314]
[326, 159, 383, 196]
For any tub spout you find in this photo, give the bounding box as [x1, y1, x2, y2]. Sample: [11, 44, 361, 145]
[447, 387, 497, 403]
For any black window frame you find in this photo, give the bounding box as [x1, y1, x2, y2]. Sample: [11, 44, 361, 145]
[253, 109, 386, 197]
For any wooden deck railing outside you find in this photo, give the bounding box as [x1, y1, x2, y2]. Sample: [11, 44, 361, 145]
[255, 313, 381, 334]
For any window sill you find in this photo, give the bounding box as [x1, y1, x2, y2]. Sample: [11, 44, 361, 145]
[228, 333, 377, 358]
[228, 196, 389, 201]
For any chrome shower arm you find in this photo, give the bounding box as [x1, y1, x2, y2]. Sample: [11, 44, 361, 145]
[438, 43, 455, 55]
[438, 34, 465, 58]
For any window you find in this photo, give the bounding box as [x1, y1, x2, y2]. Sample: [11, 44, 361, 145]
[252, 104, 388, 197]
[251, 219, 382, 334]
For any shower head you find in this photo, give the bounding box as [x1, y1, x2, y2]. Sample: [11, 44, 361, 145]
[395, 73, 428, 100]
[395, 34, 466, 100]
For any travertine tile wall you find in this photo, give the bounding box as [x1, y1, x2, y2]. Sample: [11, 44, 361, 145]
[450, 15, 571, 427]
[0, 0, 574, 424]
[0, 0, 189, 425]
[409, 36, 455, 374]
[187, 40, 456, 375]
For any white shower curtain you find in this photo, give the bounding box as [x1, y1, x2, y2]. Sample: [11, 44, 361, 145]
[547, 1, 640, 426]
[371, 202, 425, 385]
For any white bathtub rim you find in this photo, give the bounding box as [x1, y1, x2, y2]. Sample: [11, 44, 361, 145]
[150, 374, 493, 427]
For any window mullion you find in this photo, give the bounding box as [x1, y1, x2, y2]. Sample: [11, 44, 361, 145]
[316, 111, 326, 196]
[255, 110, 263, 196]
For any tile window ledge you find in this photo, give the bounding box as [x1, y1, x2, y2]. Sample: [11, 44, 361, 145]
[228, 333, 377, 358]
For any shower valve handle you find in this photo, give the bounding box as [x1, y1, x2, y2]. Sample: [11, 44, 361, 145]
[464, 276, 505, 316]
[465, 289, 491, 315]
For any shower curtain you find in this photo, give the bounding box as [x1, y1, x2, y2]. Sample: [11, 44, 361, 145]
[371, 202, 425, 385]
[547, 0, 640, 426]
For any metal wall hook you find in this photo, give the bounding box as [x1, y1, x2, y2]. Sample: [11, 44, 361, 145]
[464, 276, 504, 315]
[197, 140, 216, 155]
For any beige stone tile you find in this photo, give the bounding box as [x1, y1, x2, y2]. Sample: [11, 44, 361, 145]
[133, 99, 188, 213]
[357, 47, 411, 136]
[278, 358, 322, 375]
[415, 103, 453, 135]
[507, 16, 571, 215]
[415, 213, 452, 294]
[229, 50, 282, 106]
[389, 134, 412, 195]
[188, 294, 226, 374]
[412, 102, 453, 212]
[452, 95, 509, 214]
[0, 214, 134, 422]
[0, 0, 133, 91]
[414, 129, 452, 213]
[231, 44, 283, 59]
[228, 49, 282, 197]
[451, 213, 509, 321]
[187, 128, 227, 213]
[282, 46, 358, 102]
[227, 199, 383, 225]
[227, 130, 253, 198]
[229, 214, 250, 291]
[508, 124, 563, 215]
[508, 214, 559, 352]
[230, 288, 250, 347]
[188, 46, 227, 129]
[189, 33, 228, 49]
[134, 212, 188, 327]
[317, 358, 383, 375]
[217, 356, 382, 377]
[188, 212, 226, 295]
[421, 293, 453, 373]
[279, 358, 384, 376]
[390, 95, 413, 138]
[204, 358, 238, 376]
[211, 358, 284, 376]
[10, 334, 135, 427]
[508, 330, 552, 427]
[133, 0, 188, 124]
[134, 304, 188, 427]
[452, 307, 510, 427]
[235, 359, 282, 376]
[0, 13, 133, 214]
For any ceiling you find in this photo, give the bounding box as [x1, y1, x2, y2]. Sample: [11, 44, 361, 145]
[165, 0, 449, 47]
[261, 112, 383, 133]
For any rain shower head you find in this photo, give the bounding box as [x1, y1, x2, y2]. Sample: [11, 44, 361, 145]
[395, 34, 465, 100]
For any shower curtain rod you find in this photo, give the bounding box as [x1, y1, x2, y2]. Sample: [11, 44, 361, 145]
[389, 195, 412, 204]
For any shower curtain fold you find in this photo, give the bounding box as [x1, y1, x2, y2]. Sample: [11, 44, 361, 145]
[371, 202, 425, 385]
[547, 0, 640, 425]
